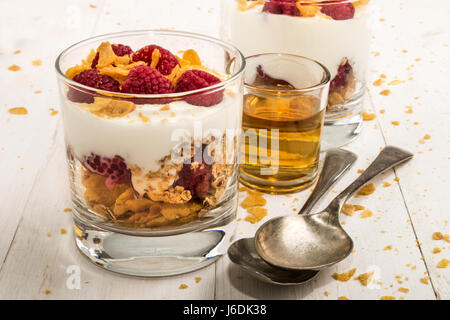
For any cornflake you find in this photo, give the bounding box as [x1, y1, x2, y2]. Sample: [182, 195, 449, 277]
[332, 268, 357, 282]
[357, 183, 375, 196]
[8, 107, 28, 115]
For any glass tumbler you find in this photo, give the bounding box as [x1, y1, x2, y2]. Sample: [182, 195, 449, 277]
[55, 30, 245, 276]
[221, 0, 371, 149]
[240, 53, 330, 193]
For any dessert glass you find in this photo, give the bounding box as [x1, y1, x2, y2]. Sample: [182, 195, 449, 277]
[221, 0, 371, 149]
[241, 53, 330, 193]
[55, 30, 245, 276]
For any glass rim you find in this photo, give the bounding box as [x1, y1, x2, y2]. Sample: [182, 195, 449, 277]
[244, 53, 331, 94]
[55, 30, 246, 99]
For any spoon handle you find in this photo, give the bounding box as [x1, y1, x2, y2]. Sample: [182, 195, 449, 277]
[299, 149, 357, 215]
[329, 146, 413, 210]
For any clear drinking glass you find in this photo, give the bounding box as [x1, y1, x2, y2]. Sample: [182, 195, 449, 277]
[221, 0, 371, 149]
[240, 53, 330, 193]
[55, 30, 245, 276]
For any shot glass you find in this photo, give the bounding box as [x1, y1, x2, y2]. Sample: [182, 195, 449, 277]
[240, 53, 330, 193]
[221, 0, 371, 149]
[55, 30, 245, 276]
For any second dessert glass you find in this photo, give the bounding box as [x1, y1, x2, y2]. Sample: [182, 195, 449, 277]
[221, 0, 371, 149]
[56, 30, 245, 276]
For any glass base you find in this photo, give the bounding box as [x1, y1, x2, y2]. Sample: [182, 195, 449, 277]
[239, 167, 318, 194]
[322, 111, 363, 150]
[72, 199, 238, 277]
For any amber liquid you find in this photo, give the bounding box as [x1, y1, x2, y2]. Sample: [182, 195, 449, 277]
[240, 88, 325, 193]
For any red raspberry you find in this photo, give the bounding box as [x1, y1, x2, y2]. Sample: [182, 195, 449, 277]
[330, 60, 353, 92]
[255, 65, 293, 87]
[263, 0, 300, 17]
[84, 153, 131, 189]
[132, 45, 179, 76]
[68, 69, 120, 103]
[91, 43, 133, 68]
[175, 70, 223, 107]
[320, 1, 355, 20]
[174, 162, 212, 199]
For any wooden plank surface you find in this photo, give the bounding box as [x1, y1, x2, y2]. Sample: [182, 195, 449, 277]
[0, 0, 448, 300]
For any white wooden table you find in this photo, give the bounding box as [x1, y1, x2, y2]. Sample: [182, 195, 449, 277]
[0, 0, 448, 300]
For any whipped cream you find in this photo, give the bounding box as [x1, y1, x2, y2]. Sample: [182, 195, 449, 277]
[61, 88, 242, 173]
[226, 3, 369, 80]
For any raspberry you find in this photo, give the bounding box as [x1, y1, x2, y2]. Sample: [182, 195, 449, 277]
[320, 1, 355, 20]
[174, 162, 212, 199]
[175, 70, 223, 107]
[132, 45, 179, 76]
[91, 43, 133, 68]
[68, 69, 120, 103]
[263, 0, 300, 17]
[255, 65, 293, 87]
[84, 153, 131, 189]
[330, 60, 353, 92]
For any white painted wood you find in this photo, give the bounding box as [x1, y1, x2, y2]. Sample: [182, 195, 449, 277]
[0, 0, 448, 300]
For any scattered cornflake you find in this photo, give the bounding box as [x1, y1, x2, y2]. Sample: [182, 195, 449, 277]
[362, 112, 376, 121]
[380, 74, 387, 79]
[433, 248, 441, 254]
[170, 112, 176, 118]
[32, 59, 42, 66]
[398, 287, 409, 294]
[324, 291, 330, 297]
[50, 109, 58, 116]
[419, 277, 429, 285]
[357, 169, 364, 174]
[436, 259, 449, 268]
[63, 208, 72, 213]
[34, 90, 42, 94]
[402, 49, 408, 53]
[195, 277, 202, 283]
[245, 207, 268, 224]
[391, 121, 400, 126]
[337, 296, 350, 300]
[355, 272, 374, 286]
[415, 58, 422, 62]
[160, 105, 170, 111]
[380, 109, 385, 114]
[138, 113, 150, 123]
[394, 177, 400, 182]
[45, 290, 51, 295]
[240, 192, 266, 209]
[404, 106, 413, 114]
[383, 245, 393, 251]
[332, 268, 357, 282]
[46, 232, 52, 238]
[341, 204, 355, 216]
[383, 182, 392, 187]
[432, 232, 444, 240]
[388, 80, 404, 86]
[178, 284, 188, 289]
[380, 90, 391, 96]
[423, 134, 431, 140]
[13, 50, 21, 54]
[357, 183, 375, 196]
[373, 79, 384, 86]
[8, 64, 20, 71]
[360, 209, 373, 218]
[8, 107, 28, 115]
[380, 296, 396, 300]
[89, 4, 96, 8]
[60, 228, 67, 235]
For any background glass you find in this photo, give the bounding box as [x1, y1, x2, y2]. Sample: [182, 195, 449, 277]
[240, 53, 330, 193]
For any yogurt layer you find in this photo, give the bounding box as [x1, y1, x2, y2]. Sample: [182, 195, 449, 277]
[61, 89, 242, 174]
[227, 3, 369, 81]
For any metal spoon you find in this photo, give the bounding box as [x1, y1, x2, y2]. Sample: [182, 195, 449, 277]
[255, 146, 414, 271]
[228, 148, 357, 285]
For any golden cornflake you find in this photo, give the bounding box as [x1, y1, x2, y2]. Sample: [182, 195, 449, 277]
[380, 296, 396, 300]
[8, 64, 20, 71]
[32, 59, 42, 66]
[419, 277, 429, 285]
[332, 268, 357, 282]
[362, 112, 376, 121]
[391, 121, 400, 126]
[60, 228, 67, 234]
[380, 89, 391, 96]
[373, 79, 384, 86]
[383, 182, 392, 187]
[245, 207, 268, 224]
[182, 49, 202, 66]
[150, 49, 161, 69]
[179, 284, 188, 289]
[337, 296, 350, 300]
[82, 97, 136, 118]
[8, 107, 28, 115]
[360, 209, 373, 218]
[296, 3, 320, 17]
[240, 192, 266, 209]
[64, 208, 72, 212]
[398, 287, 409, 293]
[388, 80, 404, 86]
[357, 183, 375, 196]
[138, 113, 150, 123]
[355, 272, 374, 286]
[433, 248, 441, 254]
[160, 105, 170, 111]
[195, 277, 202, 283]
[437, 259, 449, 268]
